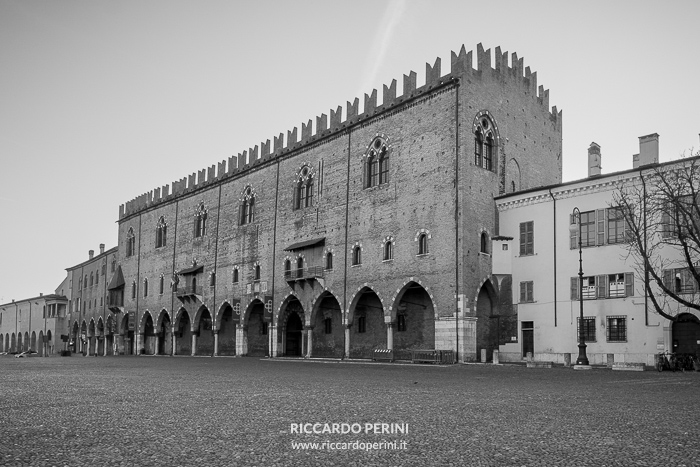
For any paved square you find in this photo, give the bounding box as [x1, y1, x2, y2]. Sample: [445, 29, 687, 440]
[1, 356, 699, 466]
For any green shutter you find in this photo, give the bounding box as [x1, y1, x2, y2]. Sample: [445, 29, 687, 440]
[570, 214, 578, 249]
[520, 223, 526, 255]
[625, 272, 634, 297]
[570, 277, 579, 300]
[663, 269, 673, 290]
[596, 209, 605, 245]
[596, 275, 606, 299]
[520, 282, 526, 303]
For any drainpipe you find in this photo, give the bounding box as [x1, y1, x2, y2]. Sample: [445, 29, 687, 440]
[135, 215, 142, 355]
[270, 158, 280, 357]
[548, 189, 558, 327]
[641, 169, 649, 326]
[171, 199, 179, 355]
[213, 183, 222, 356]
[454, 81, 461, 362]
[343, 129, 352, 359]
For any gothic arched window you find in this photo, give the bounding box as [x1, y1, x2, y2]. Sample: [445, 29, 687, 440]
[473, 114, 498, 173]
[240, 187, 255, 225]
[294, 165, 314, 210]
[364, 137, 389, 188]
[126, 227, 135, 257]
[352, 246, 362, 265]
[194, 203, 207, 238]
[480, 232, 489, 254]
[156, 216, 167, 248]
[418, 233, 429, 255]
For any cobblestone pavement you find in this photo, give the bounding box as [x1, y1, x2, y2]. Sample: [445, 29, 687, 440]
[1, 356, 699, 467]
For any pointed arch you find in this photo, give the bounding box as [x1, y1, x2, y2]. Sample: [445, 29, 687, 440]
[347, 284, 386, 324]
[309, 288, 344, 324]
[506, 158, 522, 193]
[154, 308, 171, 331]
[472, 110, 500, 173]
[138, 310, 154, 334]
[388, 278, 439, 320]
[474, 276, 500, 362]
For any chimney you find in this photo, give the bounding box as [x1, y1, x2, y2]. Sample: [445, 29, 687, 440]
[638, 133, 659, 167]
[99, 243, 105, 254]
[632, 153, 640, 168]
[89, 250, 94, 260]
[39, 293, 43, 297]
[588, 142, 601, 177]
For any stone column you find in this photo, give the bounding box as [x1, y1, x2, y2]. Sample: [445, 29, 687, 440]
[344, 324, 351, 359]
[154, 335, 160, 356]
[386, 322, 394, 351]
[136, 332, 144, 355]
[171, 326, 177, 356]
[213, 331, 219, 357]
[270, 325, 278, 357]
[305, 326, 313, 358]
[191, 332, 197, 356]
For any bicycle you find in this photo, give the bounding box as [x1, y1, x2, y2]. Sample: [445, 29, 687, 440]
[656, 352, 679, 372]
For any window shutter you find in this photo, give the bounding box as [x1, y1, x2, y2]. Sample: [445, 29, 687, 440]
[596, 275, 606, 299]
[527, 282, 533, 302]
[520, 282, 526, 303]
[527, 222, 534, 255]
[570, 277, 579, 300]
[570, 214, 578, 249]
[596, 209, 605, 245]
[625, 272, 634, 297]
[663, 269, 673, 290]
[520, 223, 526, 255]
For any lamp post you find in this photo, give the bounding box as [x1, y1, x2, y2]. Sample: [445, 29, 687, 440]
[570, 207, 590, 366]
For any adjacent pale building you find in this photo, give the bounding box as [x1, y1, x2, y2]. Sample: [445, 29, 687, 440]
[494, 135, 700, 365]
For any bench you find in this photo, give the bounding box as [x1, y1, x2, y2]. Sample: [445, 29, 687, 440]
[411, 349, 441, 364]
[372, 349, 394, 362]
[411, 349, 455, 364]
[526, 361, 553, 368]
[612, 362, 644, 371]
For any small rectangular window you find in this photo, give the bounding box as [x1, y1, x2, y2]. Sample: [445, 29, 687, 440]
[397, 314, 406, 332]
[607, 316, 627, 342]
[519, 281, 534, 303]
[577, 317, 596, 342]
[357, 316, 366, 333]
[324, 318, 332, 334]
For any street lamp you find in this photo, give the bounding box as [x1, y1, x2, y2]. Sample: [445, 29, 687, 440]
[570, 207, 590, 367]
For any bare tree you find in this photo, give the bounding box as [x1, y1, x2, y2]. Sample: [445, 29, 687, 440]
[612, 152, 700, 321]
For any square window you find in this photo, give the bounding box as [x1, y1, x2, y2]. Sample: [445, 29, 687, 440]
[577, 317, 596, 342]
[607, 316, 627, 342]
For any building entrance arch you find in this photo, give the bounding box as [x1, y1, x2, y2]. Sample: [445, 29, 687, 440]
[217, 303, 236, 356]
[311, 293, 343, 358]
[673, 313, 700, 356]
[391, 281, 436, 359]
[475, 279, 498, 362]
[244, 299, 268, 357]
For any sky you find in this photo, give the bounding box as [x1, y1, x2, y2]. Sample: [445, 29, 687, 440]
[1, 0, 699, 302]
